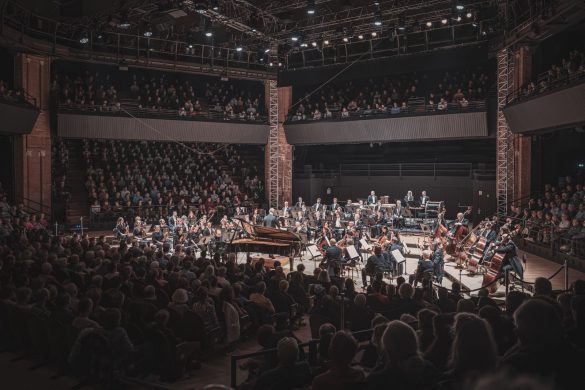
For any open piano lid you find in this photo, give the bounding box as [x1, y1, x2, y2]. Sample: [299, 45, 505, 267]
[235, 218, 301, 242]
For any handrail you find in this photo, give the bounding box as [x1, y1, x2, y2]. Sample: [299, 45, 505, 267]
[296, 162, 478, 178]
[506, 68, 585, 105]
[287, 100, 487, 123]
[0, 0, 273, 77]
[57, 103, 268, 124]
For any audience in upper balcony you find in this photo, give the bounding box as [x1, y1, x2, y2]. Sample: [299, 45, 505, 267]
[75, 139, 263, 222]
[290, 65, 491, 121]
[51, 67, 265, 122]
[516, 49, 585, 100]
[0, 80, 27, 105]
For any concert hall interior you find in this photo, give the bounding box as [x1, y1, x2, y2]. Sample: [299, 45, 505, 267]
[1, 1, 585, 389]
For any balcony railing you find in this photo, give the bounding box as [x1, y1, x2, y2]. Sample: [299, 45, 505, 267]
[296, 162, 484, 178]
[506, 68, 585, 105]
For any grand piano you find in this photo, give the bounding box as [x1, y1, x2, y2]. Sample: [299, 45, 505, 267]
[228, 218, 302, 257]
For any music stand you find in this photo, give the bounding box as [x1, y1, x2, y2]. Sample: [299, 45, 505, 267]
[392, 249, 407, 275]
[344, 245, 361, 280]
[306, 245, 322, 267]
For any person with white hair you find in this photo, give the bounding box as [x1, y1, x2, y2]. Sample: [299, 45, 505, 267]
[263, 208, 278, 228]
[365, 320, 440, 390]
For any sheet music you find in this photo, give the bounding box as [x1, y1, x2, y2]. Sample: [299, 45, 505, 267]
[346, 245, 359, 259]
[392, 249, 406, 263]
[359, 239, 372, 251]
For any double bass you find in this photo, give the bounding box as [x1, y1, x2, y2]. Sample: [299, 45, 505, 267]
[445, 208, 472, 255]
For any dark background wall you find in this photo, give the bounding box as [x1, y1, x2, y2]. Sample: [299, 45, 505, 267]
[0, 135, 15, 202]
[293, 175, 496, 222]
[532, 22, 585, 78]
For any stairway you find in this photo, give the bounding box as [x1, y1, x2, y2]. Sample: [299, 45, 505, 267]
[64, 140, 89, 225]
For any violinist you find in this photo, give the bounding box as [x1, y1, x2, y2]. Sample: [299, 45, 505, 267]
[331, 197, 342, 213]
[373, 209, 386, 238]
[294, 210, 305, 224]
[114, 217, 129, 242]
[292, 221, 306, 234]
[152, 225, 165, 247]
[314, 211, 324, 230]
[132, 217, 147, 244]
[377, 225, 391, 246]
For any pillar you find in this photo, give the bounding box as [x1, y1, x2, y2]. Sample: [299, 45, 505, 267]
[264, 82, 293, 208]
[13, 53, 52, 216]
[514, 46, 532, 203]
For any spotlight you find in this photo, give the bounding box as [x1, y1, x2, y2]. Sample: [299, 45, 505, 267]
[323, 39, 329, 45]
[371, 32, 377, 37]
[455, 2, 465, 11]
[307, 0, 315, 15]
[269, 62, 274, 66]
[311, 41, 317, 47]
[264, 48, 271, 53]
[300, 42, 308, 47]
[466, 12, 472, 18]
[236, 44, 243, 52]
[358, 34, 364, 39]
[79, 31, 89, 44]
[343, 37, 349, 42]
[204, 20, 213, 37]
[143, 24, 153, 37]
[291, 35, 299, 42]
[441, 18, 448, 25]
[210, 0, 219, 11]
[118, 13, 131, 29]
[426, 21, 432, 27]
[374, 19, 382, 26]
[205, 31, 213, 37]
[278, 62, 282, 67]
[456, 15, 462, 22]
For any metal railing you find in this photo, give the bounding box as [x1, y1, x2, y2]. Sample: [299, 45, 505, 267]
[57, 103, 268, 124]
[506, 68, 585, 105]
[0, 0, 274, 79]
[297, 162, 478, 178]
[287, 100, 487, 123]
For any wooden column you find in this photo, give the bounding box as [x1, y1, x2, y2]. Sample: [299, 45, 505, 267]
[514, 47, 532, 203]
[13, 53, 52, 216]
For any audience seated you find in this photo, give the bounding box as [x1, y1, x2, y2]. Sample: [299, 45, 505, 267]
[289, 65, 491, 121]
[76, 139, 263, 222]
[515, 49, 585, 100]
[510, 175, 585, 258]
[52, 67, 265, 122]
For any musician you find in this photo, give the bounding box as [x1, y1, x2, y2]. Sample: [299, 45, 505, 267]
[294, 210, 305, 224]
[323, 238, 342, 274]
[331, 197, 342, 213]
[114, 217, 129, 242]
[384, 236, 404, 275]
[353, 212, 363, 229]
[313, 197, 324, 212]
[313, 211, 324, 230]
[293, 221, 306, 234]
[252, 209, 263, 225]
[168, 211, 178, 231]
[420, 191, 429, 207]
[344, 200, 354, 219]
[491, 234, 524, 280]
[367, 190, 377, 205]
[201, 221, 213, 237]
[152, 225, 165, 246]
[404, 190, 415, 207]
[373, 200, 383, 213]
[282, 201, 291, 215]
[373, 209, 387, 238]
[263, 208, 279, 228]
[449, 212, 469, 235]
[432, 239, 445, 284]
[295, 197, 303, 209]
[132, 217, 145, 237]
[362, 245, 390, 286]
[234, 206, 245, 219]
[412, 249, 434, 287]
[209, 228, 224, 254]
[393, 200, 405, 228]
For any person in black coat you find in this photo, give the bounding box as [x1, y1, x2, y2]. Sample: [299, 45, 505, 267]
[263, 208, 279, 228]
[494, 234, 524, 279]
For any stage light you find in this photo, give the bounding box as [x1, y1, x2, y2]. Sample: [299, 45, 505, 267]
[426, 21, 433, 27]
[455, 2, 465, 11]
[143, 24, 153, 37]
[236, 44, 243, 52]
[269, 62, 274, 66]
[371, 32, 377, 37]
[374, 20, 382, 26]
[311, 41, 317, 47]
[358, 34, 364, 39]
[210, 0, 219, 11]
[278, 62, 282, 67]
[118, 14, 131, 29]
[323, 39, 329, 45]
[300, 42, 308, 47]
[343, 37, 349, 42]
[291, 35, 299, 42]
[205, 31, 213, 37]
[79, 31, 89, 44]
[466, 12, 472, 18]
[264, 48, 271, 53]
[456, 15, 462, 22]
[307, 0, 315, 15]
[441, 18, 448, 25]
